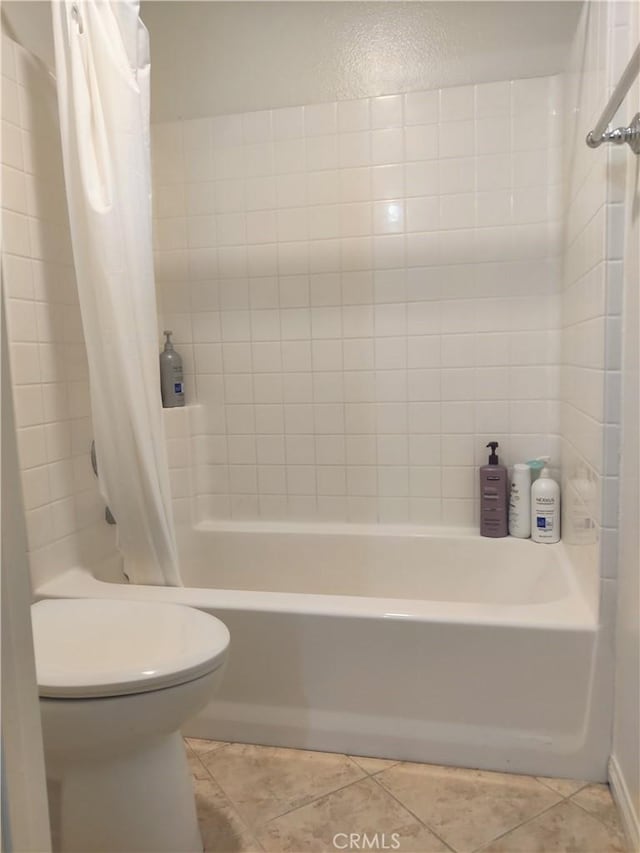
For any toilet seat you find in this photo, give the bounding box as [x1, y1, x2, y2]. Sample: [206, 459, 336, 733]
[32, 599, 230, 699]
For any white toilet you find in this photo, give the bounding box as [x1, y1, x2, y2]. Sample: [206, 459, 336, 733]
[31, 598, 230, 853]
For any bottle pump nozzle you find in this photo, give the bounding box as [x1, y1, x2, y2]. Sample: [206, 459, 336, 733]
[486, 441, 499, 465]
[163, 330, 174, 350]
[538, 457, 552, 478]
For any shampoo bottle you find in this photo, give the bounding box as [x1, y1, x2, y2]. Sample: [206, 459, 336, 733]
[508, 463, 531, 538]
[160, 330, 185, 408]
[531, 461, 560, 543]
[480, 441, 508, 538]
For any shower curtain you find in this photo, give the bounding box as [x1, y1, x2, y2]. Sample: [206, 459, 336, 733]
[52, 0, 182, 586]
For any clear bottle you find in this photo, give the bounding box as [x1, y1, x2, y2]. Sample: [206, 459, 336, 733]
[531, 462, 560, 543]
[566, 464, 596, 544]
[159, 330, 185, 408]
[509, 463, 531, 538]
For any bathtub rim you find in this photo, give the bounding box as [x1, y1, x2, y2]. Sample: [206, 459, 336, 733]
[35, 560, 597, 631]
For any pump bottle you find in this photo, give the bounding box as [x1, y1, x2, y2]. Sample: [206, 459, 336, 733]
[480, 441, 508, 537]
[531, 460, 560, 543]
[159, 330, 185, 408]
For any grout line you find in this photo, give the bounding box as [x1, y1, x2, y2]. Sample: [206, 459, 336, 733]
[470, 797, 567, 853]
[198, 745, 369, 831]
[349, 757, 401, 776]
[368, 763, 400, 776]
[185, 744, 213, 779]
[253, 772, 371, 830]
[470, 779, 623, 853]
[199, 739, 234, 758]
[535, 777, 589, 798]
[370, 774, 457, 853]
[569, 788, 626, 838]
[188, 744, 266, 852]
[185, 737, 230, 757]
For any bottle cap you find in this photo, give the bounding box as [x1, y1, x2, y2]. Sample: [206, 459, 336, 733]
[527, 455, 550, 471]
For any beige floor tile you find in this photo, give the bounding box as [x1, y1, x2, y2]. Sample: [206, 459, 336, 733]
[571, 784, 625, 837]
[481, 799, 626, 853]
[350, 755, 400, 775]
[377, 762, 561, 853]
[195, 776, 263, 853]
[203, 825, 262, 853]
[535, 777, 587, 798]
[187, 746, 214, 781]
[257, 777, 450, 853]
[195, 774, 236, 820]
[187, 736, 229, 755]
[202, 743, 366, 827]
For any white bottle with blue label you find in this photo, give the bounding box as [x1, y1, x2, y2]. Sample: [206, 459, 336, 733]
[531, 462, 560, 543]
[160, 330, 185, 408]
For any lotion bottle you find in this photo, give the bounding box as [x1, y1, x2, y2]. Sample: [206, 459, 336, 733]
[480, 441, 508, 538]
[160, 330, 185, 408]
[531, 460, 560, 543]
[509, 463, 531, 538]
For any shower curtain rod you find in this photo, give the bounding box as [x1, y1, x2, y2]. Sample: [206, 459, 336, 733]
[586, 42, 640, 154]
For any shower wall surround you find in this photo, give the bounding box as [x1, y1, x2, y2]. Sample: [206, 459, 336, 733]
[560, 0, 630, 579]
[152, 76, 563, 524]
[558, 4, 638, 836]
[1, 36, 117, 583]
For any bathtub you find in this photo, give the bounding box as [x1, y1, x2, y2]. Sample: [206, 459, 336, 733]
[35, 522, 612, 781]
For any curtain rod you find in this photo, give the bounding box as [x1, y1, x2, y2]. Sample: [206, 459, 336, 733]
[586, 42, 640, 154]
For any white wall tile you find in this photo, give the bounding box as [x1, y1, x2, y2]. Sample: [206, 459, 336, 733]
[304, 102, 337, 137]
[371, 129, 404, 165]
[274, 139, 306, 173]
[438, 120, 474, 159]
[440, 85, 475, 122]
[306, 135, 339, 171]
[272, 106, 305, 141]
[403, 91, 438, 126]
[404, 124, 438, 161]
[371, 95, 403, 129]
[475, 81, 511, 118]
[339, 131, 371, 169]
[148, 73, 565, 524]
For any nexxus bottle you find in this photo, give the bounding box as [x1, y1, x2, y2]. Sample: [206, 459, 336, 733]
[531, 461, 560, 543]
[480, 441, 508, 537]
[159, 330, 185, 408]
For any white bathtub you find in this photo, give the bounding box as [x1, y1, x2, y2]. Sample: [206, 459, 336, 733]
[35, 522, 612, 781]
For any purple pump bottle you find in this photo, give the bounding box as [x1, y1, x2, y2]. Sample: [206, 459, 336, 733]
[480, 441, 508, 538]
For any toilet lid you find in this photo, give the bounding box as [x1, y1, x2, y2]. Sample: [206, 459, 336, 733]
[31, 599, 230, 699]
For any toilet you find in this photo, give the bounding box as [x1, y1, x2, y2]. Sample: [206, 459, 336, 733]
[31, 598, 230, 853]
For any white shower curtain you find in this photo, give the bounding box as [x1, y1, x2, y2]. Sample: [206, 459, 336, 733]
[52, 0, 182, 586]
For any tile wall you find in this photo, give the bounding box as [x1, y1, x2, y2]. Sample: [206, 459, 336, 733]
[1, 35, 116, 585]
[559, 1, 630, 579]
[557, 3, 634, 817]
[152, 75, 563, 525]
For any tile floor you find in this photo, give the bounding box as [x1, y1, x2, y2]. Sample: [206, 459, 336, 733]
[185, 739, 628, 853]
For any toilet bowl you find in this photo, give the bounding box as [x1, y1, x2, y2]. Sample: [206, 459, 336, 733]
[31, 598, 230, 853]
